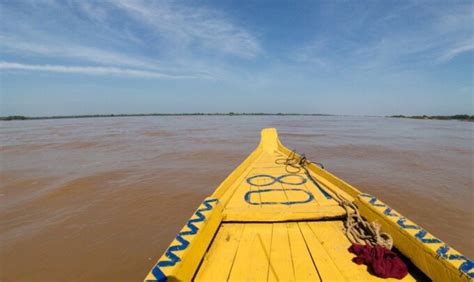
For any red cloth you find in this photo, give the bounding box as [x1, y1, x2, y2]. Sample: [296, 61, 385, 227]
[348, 244, 408, 279]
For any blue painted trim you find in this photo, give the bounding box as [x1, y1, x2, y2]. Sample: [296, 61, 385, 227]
[360, 194, 385, 207]
[437, 245, 474, 278]
[149, 198, 218, 281]
[244, 188, 314, 205]
[396, 218, 421, 230]
[383, 207, 399, 217]
[414, 229, 441, 244]
[150, 267, 167, 282]
[159, 236, 187, 267]
[361, 193, 474, 277]
[368, 197, 385, 207]
[246, 174, 307, 186]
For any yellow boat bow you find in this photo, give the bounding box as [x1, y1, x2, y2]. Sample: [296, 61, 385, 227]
[145, 128, 473, 281]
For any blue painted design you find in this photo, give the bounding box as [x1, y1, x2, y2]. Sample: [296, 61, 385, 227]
[360, 193, 385, 207]
[383, 207, 399, 217]
[149, 267, 167, 282]
[303, 170, 332, 199]
[159, 236, 188, 267]
[316, 186, 332, 199]
[244, 188, 314, 205]
[246, 174, 307, 186]
[397, 218, 421, 230]
[149, 198, 218, 281]
[437, 245, 474, 278]
[368, 197, 386, 207]
[414, 229, 441, 244]
[361, 193, 474, 278]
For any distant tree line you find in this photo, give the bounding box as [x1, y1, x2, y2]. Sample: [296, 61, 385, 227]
[0, 115, 28, 120]
[0, 113, 331, 121]
[390, 114, 473, 121]
[3, 113, 471, 121]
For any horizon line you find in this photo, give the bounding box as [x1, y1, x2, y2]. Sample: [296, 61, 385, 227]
[1, 113, 472, 122]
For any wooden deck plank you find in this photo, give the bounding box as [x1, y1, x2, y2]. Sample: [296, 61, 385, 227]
[279, 172, 323, 209]
[268, 223, 294, 281]
[298, 222, 346, 281]
[224, 152, 267, 209]
[194, 224, 245, 281]
[196, 222, 420, 282]
[223, 165, 346, 222]
[286, 223, 321, 281]
[302, 178, 338, 206]
[226, 174, 253, 210]
[306, 169, 353, 203]
[228, 224, 273, 281]
[258, 173, 290, 209]
[224, 151, 346, 220]
[308, 221, 370, 280]
[306, 221, 418, 282]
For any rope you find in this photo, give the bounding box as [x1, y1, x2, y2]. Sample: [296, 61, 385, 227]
[275, 150, 393, 250]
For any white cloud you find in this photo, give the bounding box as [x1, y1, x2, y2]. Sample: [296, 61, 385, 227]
[77, 1, 108, 22]
[292, 2, 474, 73]
[437, 42, 474, 62]
[110, 0, 261, 58]
[0, 1, 260, 80]
[0, 35, 160, 70]
[0, 61, 198, 79]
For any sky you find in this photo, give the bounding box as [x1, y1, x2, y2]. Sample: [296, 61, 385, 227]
[0, 0, 473, 116]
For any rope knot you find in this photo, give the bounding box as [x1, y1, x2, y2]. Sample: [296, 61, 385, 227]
[276, 150, 393, 250]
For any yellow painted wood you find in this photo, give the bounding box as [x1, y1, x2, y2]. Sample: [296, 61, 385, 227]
[145, 198, 223, 281]
[225, 175, 253, 209]
[218, 152, 265, 208]
[305, 221, 419, 281]
[223, 206, 346, 222]
[267, 223, 294, 281]
[356, 194, 473, 282]
[297, 222, 346, 281]
[194, 223, 245, 281]
[286, 222, 321, 281]
[195, 222, 423, 282]
[145, 128, 473, 282]
[222, 162, 345, 221]
[228, 224, 273, 281]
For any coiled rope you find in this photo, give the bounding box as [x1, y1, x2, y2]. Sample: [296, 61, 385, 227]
[275, 150, 393, 250]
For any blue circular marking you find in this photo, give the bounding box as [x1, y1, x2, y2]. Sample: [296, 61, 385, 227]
[244, 188, 314, 205]
[246, 174, 307, 186]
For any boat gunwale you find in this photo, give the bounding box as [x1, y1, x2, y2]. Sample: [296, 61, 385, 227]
[144, 128, 473, 282]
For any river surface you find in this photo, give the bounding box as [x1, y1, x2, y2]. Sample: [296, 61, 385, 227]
[1, 116, 472, 281]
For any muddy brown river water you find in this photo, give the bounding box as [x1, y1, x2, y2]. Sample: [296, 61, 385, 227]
[1, 116, 472, 281]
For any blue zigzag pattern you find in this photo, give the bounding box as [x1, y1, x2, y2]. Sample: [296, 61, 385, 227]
[437, 245, 474, 278]
[414, 229, 441, 244]
[361, 193, 473, 278]
[148, 198, 219, 282]
[360, 193, 386, 207]
[369, 197, 386, 207]
[396, 217, 421, 230]
[383, 207, 399, 217]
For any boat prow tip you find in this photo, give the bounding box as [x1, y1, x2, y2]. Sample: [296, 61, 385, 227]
[259, 128, 280, 152]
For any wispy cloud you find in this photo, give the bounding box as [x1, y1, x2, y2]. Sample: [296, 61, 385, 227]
[437, 41, 474, 63]
[292, 2, 474, 73]
[110, 0, 262, 58]
[0, 61, 199, 79]
[0, 35, 160, 70]
[0, 0, 260, 80]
